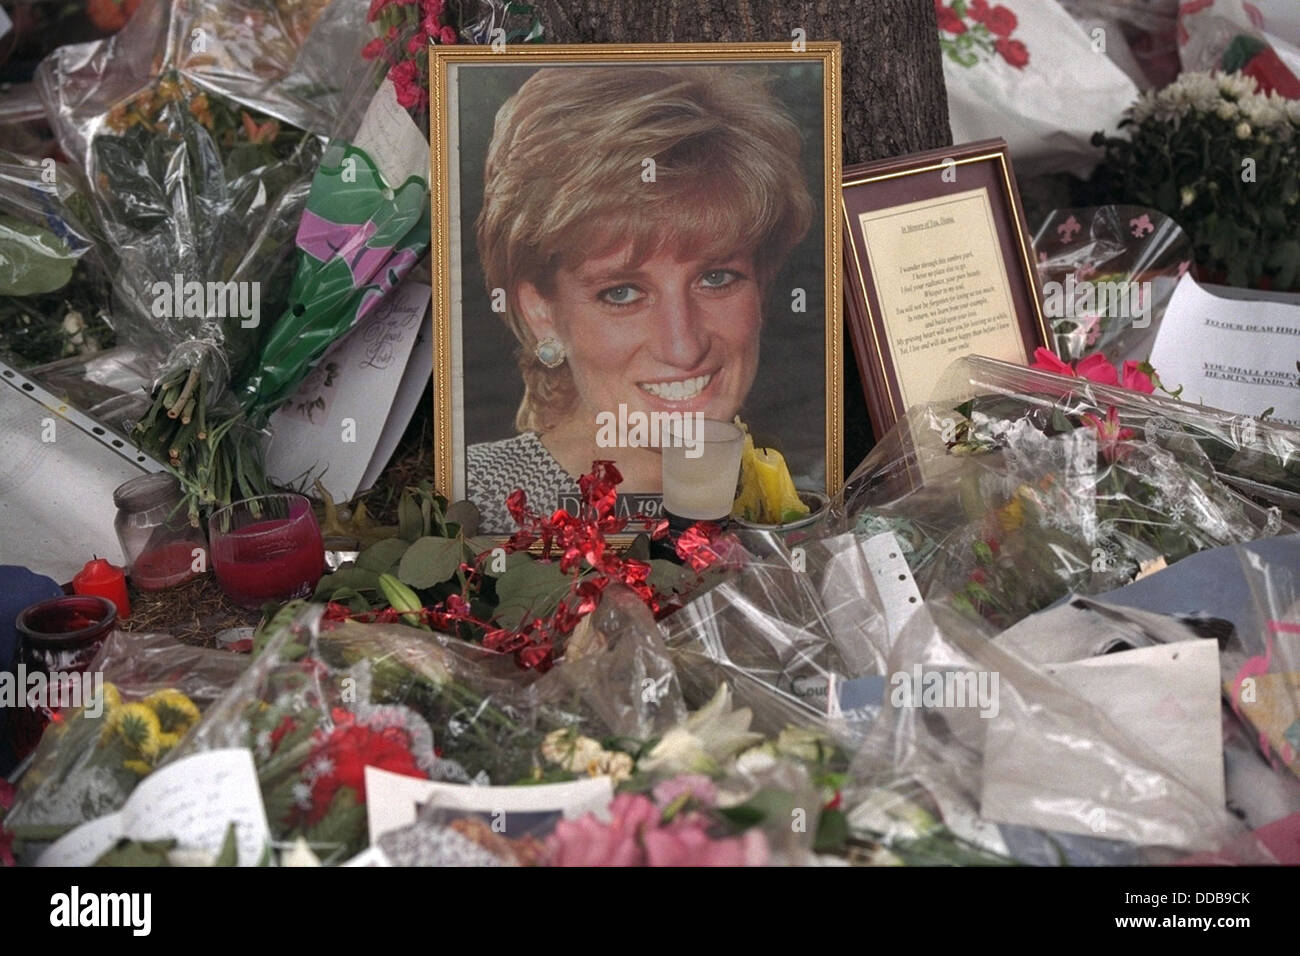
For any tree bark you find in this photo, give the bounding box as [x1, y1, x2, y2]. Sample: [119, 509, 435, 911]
[535, 0, 952, 471]
[536, 0, 951, 165]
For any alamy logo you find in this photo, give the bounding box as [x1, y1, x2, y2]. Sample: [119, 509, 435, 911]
[889, 665, 1000, 718]
[50, 886, 151, 936]
[595, 404, 704, 458]
[1041, 275, 1151, 329]
[150, 274, 260, 329]
[0, 666, 103, 718]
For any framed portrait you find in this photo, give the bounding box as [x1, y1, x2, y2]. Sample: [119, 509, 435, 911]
[429, 42, 842, 536]
[841, 138, 1049, 439]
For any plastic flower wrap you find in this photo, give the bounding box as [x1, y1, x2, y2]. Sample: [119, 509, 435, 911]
[833, 355, 1292, 631]
[1226, 544, 1300, 780]
[2, 629, 248, 848]
[659, 532, 896, 734]
[0, 151, 114, 370]
[1032, 205, 1193, 366]
[840, 598, 1276, 865]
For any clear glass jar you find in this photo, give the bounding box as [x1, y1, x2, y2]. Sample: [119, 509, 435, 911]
[112, 473, 208, 590]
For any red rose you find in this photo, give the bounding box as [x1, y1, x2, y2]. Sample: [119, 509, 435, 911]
[984, 5, 1018, 38]
[968, 0, 991, 21]
[935, 4, 966, 34]
[996, 37, 1029, 69]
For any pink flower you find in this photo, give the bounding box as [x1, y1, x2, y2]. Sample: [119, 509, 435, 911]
[547, 793, 660, 866]
[438, 24, 459, 44]
[643, 822, 769, 867]
[388, 59, 427, 111]
[361, 36, 388, 60]
[1121, 361, 1155, 394]
[368, 0, 394, 22]
[652, 774, 718, 809]
[1030, 347, 1074, 376]
[968, 0, 991, 20]
[1075, 353, 1119, 387]
[1081, 406, 1137, 463]
[420, 0, 446, 18]
[545, 791, 769, 867]
[406, 34, 426, 54]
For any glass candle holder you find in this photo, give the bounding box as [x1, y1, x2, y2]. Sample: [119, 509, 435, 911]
[209, 493, 324, 609]
[660, 418, 745, 521]
[113, 473, 208, 591]
[16, 594, 117, 674]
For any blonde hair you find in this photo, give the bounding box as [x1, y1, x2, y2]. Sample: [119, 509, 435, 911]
[477, 65, 814, 433]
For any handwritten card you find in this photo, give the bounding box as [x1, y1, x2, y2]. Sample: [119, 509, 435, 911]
[267, 278, 432, 502]
[1150, 275, 1300, 427]
[38, 749, 271, 867]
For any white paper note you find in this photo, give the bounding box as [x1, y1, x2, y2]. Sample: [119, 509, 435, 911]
[981, 639, 1225, 848]
[37, 749, 271, 867]
[267, 279, 431, 501]
[354, 79, 430, 191]
[1150, 275, 1300, 426]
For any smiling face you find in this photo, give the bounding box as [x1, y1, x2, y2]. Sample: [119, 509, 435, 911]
[517, 242, 762, 430]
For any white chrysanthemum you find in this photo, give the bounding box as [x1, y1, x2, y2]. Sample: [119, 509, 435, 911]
[1241, 96, 1284, 130]
[1236, 121, 1253, 139]
[1287, 99, 1300, 126]
[1217, 71, 1258, 100]
[1215, 100, 1238, 121]
[1181, 186, 1197, 207]
[1182, 72, 1223, 113]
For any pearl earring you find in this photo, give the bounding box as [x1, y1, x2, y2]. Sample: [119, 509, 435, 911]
[534, 337, 566, 368]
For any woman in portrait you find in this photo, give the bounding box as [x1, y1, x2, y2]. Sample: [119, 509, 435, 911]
[467, 65, 812, 531]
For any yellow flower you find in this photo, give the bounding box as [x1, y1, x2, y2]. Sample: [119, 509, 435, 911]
[115, 703, 163, 760]
[144, 688, 200, 735]
[98, 706, 123, 745]
[157, 732, 182, 754]
[123, 759, 154, 776]
[997, 497, 1025, 534]
[102, 682, 122, 712]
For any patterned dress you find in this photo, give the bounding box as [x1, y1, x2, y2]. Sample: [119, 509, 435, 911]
[466, 432, 579, 533]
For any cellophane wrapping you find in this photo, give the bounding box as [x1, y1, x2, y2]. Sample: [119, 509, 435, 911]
[29, 0, 368, 425]
[4, 629, 248, 844]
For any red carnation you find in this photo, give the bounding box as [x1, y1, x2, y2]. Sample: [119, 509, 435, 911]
[302, 718, 426, 825]
[996, 37, 1029, 69]
[361, 37, 388, 60]
[439, 25, 459, 45]
[984, 5, 1018, 38]
[967, 0, 991, 20]
[935, 3, 966, 34]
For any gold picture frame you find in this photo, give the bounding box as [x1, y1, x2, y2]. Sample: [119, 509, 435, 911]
[429, 42, 842, 539]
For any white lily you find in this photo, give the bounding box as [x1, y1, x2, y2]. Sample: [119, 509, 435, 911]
[639, 684, 764, 777]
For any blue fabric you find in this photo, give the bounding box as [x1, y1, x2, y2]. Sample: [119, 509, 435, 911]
[0, 565, 63, 776]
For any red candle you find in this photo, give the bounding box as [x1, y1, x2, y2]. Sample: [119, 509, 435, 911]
[72, 557, 131, 620]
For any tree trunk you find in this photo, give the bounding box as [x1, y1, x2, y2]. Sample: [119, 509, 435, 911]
[536, 0, 951, 165]
[535, 0, 952, 470]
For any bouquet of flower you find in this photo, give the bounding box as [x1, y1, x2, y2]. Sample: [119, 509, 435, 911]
[2, 629, 248, 848]
[837, 356, 1288, 631]
[1089, 71, 1300, 290]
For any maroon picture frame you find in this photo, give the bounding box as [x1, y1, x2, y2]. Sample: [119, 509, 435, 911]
[841, 138, 1048, 438]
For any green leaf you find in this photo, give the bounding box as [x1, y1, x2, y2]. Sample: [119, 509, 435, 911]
[0, 214, 77, 296]
[327, 586, 371, 613]
[464, 535, 531, 577]
[397, 536, 464, 588]
[626, 533, 651, 561]
[494, 559, 571, 628]
[647, 558, 690, 594]
[445, 499, 481, 537]
[398, 492, 423, 543]
[214, 823, 239, 866]
[92, 838, 177, 867]
[356, 537, 410, 573]
[313, 566, 381, 600]
[814, 808, 850, 853]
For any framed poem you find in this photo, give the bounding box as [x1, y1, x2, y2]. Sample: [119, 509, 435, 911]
[841, 138, 1049, 439]
[429, 42, 842, 536]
